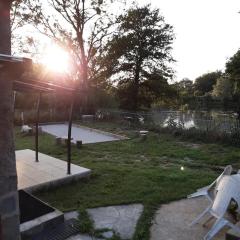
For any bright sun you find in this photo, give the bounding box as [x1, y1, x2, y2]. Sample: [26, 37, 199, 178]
[41, 44, 70, 73]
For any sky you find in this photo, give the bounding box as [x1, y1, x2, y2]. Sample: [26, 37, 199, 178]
[138, 0, 240, 81]
[16, 0, 240, 82]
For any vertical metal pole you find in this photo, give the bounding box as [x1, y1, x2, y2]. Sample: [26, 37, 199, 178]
[13, 91, 16, 123]
[35, 93, 41, 162]
[67, 93, 75, 175]
[21, 112, 24, 125]
[13, 91, 16, 108]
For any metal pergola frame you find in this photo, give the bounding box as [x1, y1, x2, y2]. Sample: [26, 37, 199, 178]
[1, 54, 80, 175]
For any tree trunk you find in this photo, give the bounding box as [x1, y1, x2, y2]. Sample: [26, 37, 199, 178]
[79, 38, 90, 114]
[132, 60, 141, 111]
[0, 1, 20, 239]
[76, 31, 86, 112]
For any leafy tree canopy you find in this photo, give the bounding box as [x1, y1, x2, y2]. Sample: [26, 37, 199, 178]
[11, 0, 124, 88]
[226, 49, 240, 79]
[101, 4, 175, 110]
[12, 0, 126, 113]
[212, 75, 233, 100]
[174, 78, 193, 96]
[194, 71, 222, 96]
[225, 49, 240, 97]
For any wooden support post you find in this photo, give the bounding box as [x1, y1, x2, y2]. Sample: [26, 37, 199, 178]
[35, 93, 41, 162]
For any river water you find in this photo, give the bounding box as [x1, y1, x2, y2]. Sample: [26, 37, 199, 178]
[151, 110, 239, 132]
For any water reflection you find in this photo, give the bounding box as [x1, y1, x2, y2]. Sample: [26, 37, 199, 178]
[151, 110, 239, 132]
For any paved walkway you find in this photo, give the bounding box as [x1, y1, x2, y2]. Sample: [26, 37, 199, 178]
[65, 199, 227, 240]
[16, 149, 91, 191]
[66, 234, 101, 240]
[150, 198, 226, 240]
[65, 204, 144, 240]
[87, 204, 144, 239]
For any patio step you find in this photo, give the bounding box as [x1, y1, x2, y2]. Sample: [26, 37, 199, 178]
[31, 219, 81, 240]
[20, 190, 64, 240]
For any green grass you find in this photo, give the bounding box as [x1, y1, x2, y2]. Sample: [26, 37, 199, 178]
[14, 122, 240, 240]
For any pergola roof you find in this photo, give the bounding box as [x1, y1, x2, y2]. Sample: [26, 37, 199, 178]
[26, 80, 82, 92]
[0, 54, 81, 93]
[0, 53, 31, 64]
[1, 53, 80, 175]
[14, 80, 54, 93]
[13, 80, 80, 93]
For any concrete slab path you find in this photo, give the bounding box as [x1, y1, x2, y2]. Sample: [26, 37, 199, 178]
[150, 197, 226, 240]
[87, 204, 144, 239]
[66, 234, 101, 240]
[64, 204, 144, 240]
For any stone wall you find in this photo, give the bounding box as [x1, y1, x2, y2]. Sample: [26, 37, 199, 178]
[0, 1, 21, 239]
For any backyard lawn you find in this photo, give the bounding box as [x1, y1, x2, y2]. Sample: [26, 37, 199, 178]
[14, 122, 240, 240]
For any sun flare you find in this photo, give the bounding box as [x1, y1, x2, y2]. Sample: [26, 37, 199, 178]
[41, 44, 70, 73]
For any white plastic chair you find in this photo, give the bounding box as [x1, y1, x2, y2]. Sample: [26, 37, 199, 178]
[190, 175, 240, 240]
[187, 165, 232, 202]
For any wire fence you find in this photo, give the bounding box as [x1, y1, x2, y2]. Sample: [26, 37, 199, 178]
[15, 107, 240, 135]
[94, 109, 240, 133]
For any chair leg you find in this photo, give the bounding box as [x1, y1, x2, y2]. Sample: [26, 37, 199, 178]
[204, 218, 228, 240]
[206, 194, 214, 203]
[203, 216, 214, 227]
[187, 190, 207, 199]
[189, 206, 211, 227]
[227, 222, 240, 234]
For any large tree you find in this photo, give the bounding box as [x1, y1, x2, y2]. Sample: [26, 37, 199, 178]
[175, 78, 193, 96]
[13, 0, 124, 112]
[172, 78, 194, 107]
[100, 4, 174, 110]
[226, 49, 240, 95]
[194, 71, 222, 96]
[212, 75, 233, 100]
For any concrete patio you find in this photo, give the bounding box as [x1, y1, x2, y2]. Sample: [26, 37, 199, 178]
[16, 149, 91, 192]
[41, 123, 127, 144]
[150, 197, 227, 240]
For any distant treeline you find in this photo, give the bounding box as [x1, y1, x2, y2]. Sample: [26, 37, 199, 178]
[172, 49, 240, 111]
